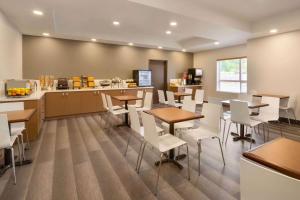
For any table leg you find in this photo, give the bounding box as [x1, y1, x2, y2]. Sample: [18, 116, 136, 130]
[125, 101, 129, 126]
[154, 123, 183, 169]
[178, 96, 181, 103]
[231, 124, 255, 143]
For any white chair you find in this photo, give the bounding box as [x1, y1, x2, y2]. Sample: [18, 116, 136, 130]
[251, 96, 280, 141]
[136, 92, 152, 112]
[137, 112, 190, 195]
[158, 90, 168, 104]
[0, 102, 26, 157]
[183, 103, 225, 175]
[106, 95, 128, 126]
[101, 93, 122, 111]
[0, 114, 23, 184]
[134, 90, 144, 108]
[161, 99, 196, 133]
[226, 100, 262, 148]
[195, 89, 204, 105]
[166, 91, 182, 107]
[124, 106, 164, 156]
[280, 95, 297, 125]
[183, 88, 193, 101]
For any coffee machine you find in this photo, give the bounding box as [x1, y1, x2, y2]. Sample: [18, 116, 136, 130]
[187, 68, 203, 85]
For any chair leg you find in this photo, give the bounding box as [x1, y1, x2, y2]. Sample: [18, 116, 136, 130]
[135, 141, 144, 171]
[124, 132, 132, 156]
[267, 123, 270, 141]
[16, 137, 22, 165]
[286, 110, 291, 125]
[222, 119, 227, 144]
[10, 147, 16, 184]
[137, 142, 146, 173]
[25, 130, 31, 149]
[217, 137, 225, 165]
[20, 135, 25, 160]
[186, 145, 190, 180]
[250, 128, 254, 149]
[225, 122, 232, 145]
[263, 123, 266, 142]
[197, 140, 202, 176]
[292, 109, 297, 123]
[155, 153, 163, 196]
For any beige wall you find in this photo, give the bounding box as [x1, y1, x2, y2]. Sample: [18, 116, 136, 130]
[22, 35, 193, 80]
[0, 11, 22, 80]
[193, 45, 247, 100]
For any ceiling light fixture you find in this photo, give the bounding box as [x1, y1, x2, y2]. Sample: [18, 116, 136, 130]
[42, 32, 50, 36]
[165, 30, 172, 35]
[91, 38, 97, 42]
[170, 21, 177, 27]
[270, 29, 278, 34]
[33, 10, 43, 16]
[158, 46, 163, 49]
[214, 41, 220, 45]
[128, 42, 134, 46]
[113, 21, 120, 26]
[182, 49, 186, 52]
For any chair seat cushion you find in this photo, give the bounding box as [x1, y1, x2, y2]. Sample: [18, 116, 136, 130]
[183, 126, 219, 140]
[111, 109, 128, 115]
[155, 133, 186, 153]
[161, 121, 194, 130]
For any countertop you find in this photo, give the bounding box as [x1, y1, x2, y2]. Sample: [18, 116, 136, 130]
[0, 86, 153, 102]
[169, 84, 203, 88]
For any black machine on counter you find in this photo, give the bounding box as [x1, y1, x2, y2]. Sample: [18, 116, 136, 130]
[56, 78, 69, 90]
[187, 68, 203, 85]
[133, 70, 152, 87]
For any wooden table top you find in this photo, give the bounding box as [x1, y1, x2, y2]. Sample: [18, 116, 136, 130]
[112, 95, 142, 101]
[253, 94, 289, 99]
[243, 138, 300, 180]
[145, 107, 204, 124]
[174, 92, 192, 97]
[221, 99, 269, 109]
[0, 109, 36, 123]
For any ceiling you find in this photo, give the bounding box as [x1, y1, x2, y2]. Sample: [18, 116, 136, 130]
[1, 0, 300, 52]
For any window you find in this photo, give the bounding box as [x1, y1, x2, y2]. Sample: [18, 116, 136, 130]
[216, 57, 247, 93]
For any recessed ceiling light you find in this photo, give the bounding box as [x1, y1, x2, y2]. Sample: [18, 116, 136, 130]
[128, 42, 134, 46]
[33, 10, 43, 16]
[113, 21, 120, 26]
[182, 49, 186, 52]
[270, 29, 278, 34]
[91, 38, 97, 42]
[158, 46, 163, 49]
[165, 30, 172, 35]
[42, 32, 50, 36]
[170, 21, 177, 27]
[214, 41, 220, 45]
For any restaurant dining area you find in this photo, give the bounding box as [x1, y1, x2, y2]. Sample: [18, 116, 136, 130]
[0, 0, 300, 200]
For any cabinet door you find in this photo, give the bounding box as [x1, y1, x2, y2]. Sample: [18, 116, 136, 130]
[80, 91, 99, 113]
[65, 92, 82, 115]
[45, 92, 67, 117]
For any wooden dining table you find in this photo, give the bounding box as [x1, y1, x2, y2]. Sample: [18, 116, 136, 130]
[221, 100, 269, 143]
[112, 95, 142, 125]
[0, 109, 36, 176]
[174, 92, 192, 103]
[253, 94, 289, 99]
[145, 107, 204, 169]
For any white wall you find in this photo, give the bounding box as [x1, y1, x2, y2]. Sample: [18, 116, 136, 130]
[194, 44, 247, 100]
[0, 11, 22, 80]
[0, 11, 22, 96]
[194, 30, 300, 118]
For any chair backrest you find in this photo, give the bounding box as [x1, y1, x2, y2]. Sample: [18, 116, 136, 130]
[195, 89, 204, 104]
[200, 103, 222, 133]
[260, 97, 280, 120]
[207, 96, 221, 105]
[157, 90, 166, 104]
[166, 91, 176, 106]
[141, 112, 159, 146]
[0, 114, 11, 149]
[0, 102, 25, 128]
[185, 88, 193, 94]
[135, 90, 144, 107]
[182, 99, 196, 113]
[230, 100, 251, 125]
[287, 95, 297, 109]
[105, 95, 114, 112]
[143, 92, 153, 109]
[101, 93, 108, 110]
[128, 106, 141, 134]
